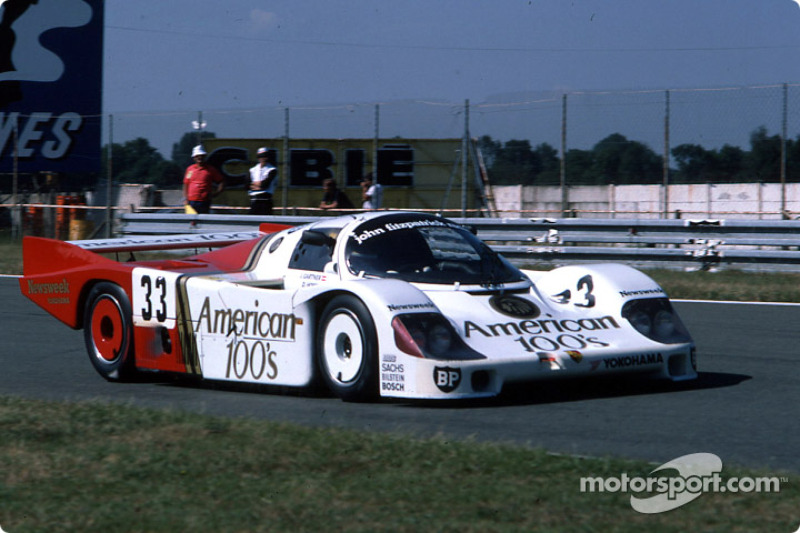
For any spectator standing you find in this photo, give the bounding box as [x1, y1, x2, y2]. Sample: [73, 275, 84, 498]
[319, 178, 354, 211]
[183, 145, 224, 214]
[249, 147, 278, 215]
[360, 173, 383, 210]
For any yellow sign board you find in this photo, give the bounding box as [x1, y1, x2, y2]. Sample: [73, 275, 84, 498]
[204, 138, 479, 213]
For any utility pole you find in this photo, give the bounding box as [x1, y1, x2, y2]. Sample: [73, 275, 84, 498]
[282, 107, 289, 214]
[373, 104, 380, 182]
[560, 94, 568, 217]
[11, 113, 19, 239]
[106, 114, 114, 237]
[781, 83, 788, 217]
[663, 90, 671, 218]
[461, 99, 469, 217]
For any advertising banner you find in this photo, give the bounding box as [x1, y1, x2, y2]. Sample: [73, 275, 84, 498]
[0, 0, 103, 173]
[204, 138, 477, 211]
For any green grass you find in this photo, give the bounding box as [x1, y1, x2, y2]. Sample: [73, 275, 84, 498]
[0, 230, 23, 275]
[641, 268, 800, 303]
[0, 396, 795, 533]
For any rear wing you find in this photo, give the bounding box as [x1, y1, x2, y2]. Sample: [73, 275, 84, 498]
[68, 223, 293, 253]
[72, 230, 262, 253]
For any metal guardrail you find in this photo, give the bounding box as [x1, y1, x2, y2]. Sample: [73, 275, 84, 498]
[117, 212, 800, 271]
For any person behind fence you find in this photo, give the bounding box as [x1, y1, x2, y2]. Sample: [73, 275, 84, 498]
[319, 178, 353, 211]
[183, 145, 224, 214]
[360, 172, 383, 210]
[249, 147, 278, 215]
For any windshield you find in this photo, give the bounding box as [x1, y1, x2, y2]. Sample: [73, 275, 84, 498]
[345, 215, 526, 285]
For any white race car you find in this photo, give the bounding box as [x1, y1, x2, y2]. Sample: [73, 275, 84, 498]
[20, 211, 696, 401]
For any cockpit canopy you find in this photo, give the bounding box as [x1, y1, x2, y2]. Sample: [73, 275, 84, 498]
[344, 214, 526, 285]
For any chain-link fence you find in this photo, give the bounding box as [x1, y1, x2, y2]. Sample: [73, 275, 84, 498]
[97, 83, 799, 163]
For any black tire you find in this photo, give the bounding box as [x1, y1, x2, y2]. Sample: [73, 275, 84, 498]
[316, 295, 378, 402]
[83, 282, 136, 381]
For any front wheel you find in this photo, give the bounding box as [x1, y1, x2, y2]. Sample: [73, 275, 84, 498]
[83, 282, 136, 381]
[316, 295, 378, 402]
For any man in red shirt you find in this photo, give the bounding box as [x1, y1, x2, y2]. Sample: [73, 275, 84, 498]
[183, 145, 224, 214]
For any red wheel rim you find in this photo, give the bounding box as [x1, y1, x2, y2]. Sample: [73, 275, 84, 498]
[91, 297, 125, 362]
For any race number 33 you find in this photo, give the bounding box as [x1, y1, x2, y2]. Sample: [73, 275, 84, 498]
[141, 275, 167, 321]
[133, 269, 177, 326]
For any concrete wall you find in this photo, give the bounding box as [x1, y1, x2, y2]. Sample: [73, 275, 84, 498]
[494, 183, 800, 220]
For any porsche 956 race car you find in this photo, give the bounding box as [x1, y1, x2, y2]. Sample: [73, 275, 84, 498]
[20, 211, 697, 401]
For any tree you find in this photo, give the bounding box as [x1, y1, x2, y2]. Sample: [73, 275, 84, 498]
[672, 144, 713, 182]
[481, 126, 800, 187]
[716, 145, 746, 182]
[477, 135, 501, 168]
[101, 137, 181, 188]
[564, 149, 594, 184]
[786, 136, 800, 182]
[590, 134, 662, 185]
[480, 136, 559, 185]
[494, 139, 537, 185]
[531, 143, 560, 184]
[745, 126, 781, 181]
[672, 143, 747, 183]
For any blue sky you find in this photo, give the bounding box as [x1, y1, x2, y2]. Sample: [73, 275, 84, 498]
[104, 0, 800, 110]
[102, 1, 800, 154]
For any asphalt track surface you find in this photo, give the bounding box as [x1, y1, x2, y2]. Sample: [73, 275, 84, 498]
[2, 276, 798, 474]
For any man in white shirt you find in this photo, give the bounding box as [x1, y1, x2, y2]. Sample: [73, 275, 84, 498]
[249, 147, 278, 215]
[360, 173, 382, 210]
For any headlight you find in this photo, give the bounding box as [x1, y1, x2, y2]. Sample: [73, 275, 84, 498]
[622, 298, 692, 344]
[392, 313, 485, 361]
[653, 310, 676, 339]
[628, 310, 652, 337]
[428, 324, 453, 356]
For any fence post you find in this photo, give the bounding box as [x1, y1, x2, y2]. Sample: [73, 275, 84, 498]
[461, 99, 469, 217]
[373, 103, 380, 182]
[561, 94, 568, 217]
[781, 83, 787, 216]
[663, 90, 671, 219]
[282, 107, 289, 215]
[11, 113, 20, 239]
[609, 184, 616, 219]
[105, 113, 114, 238]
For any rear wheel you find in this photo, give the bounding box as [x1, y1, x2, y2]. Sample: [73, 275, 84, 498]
[83, 282, 136, 381]
[317, 295, 378, 402]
